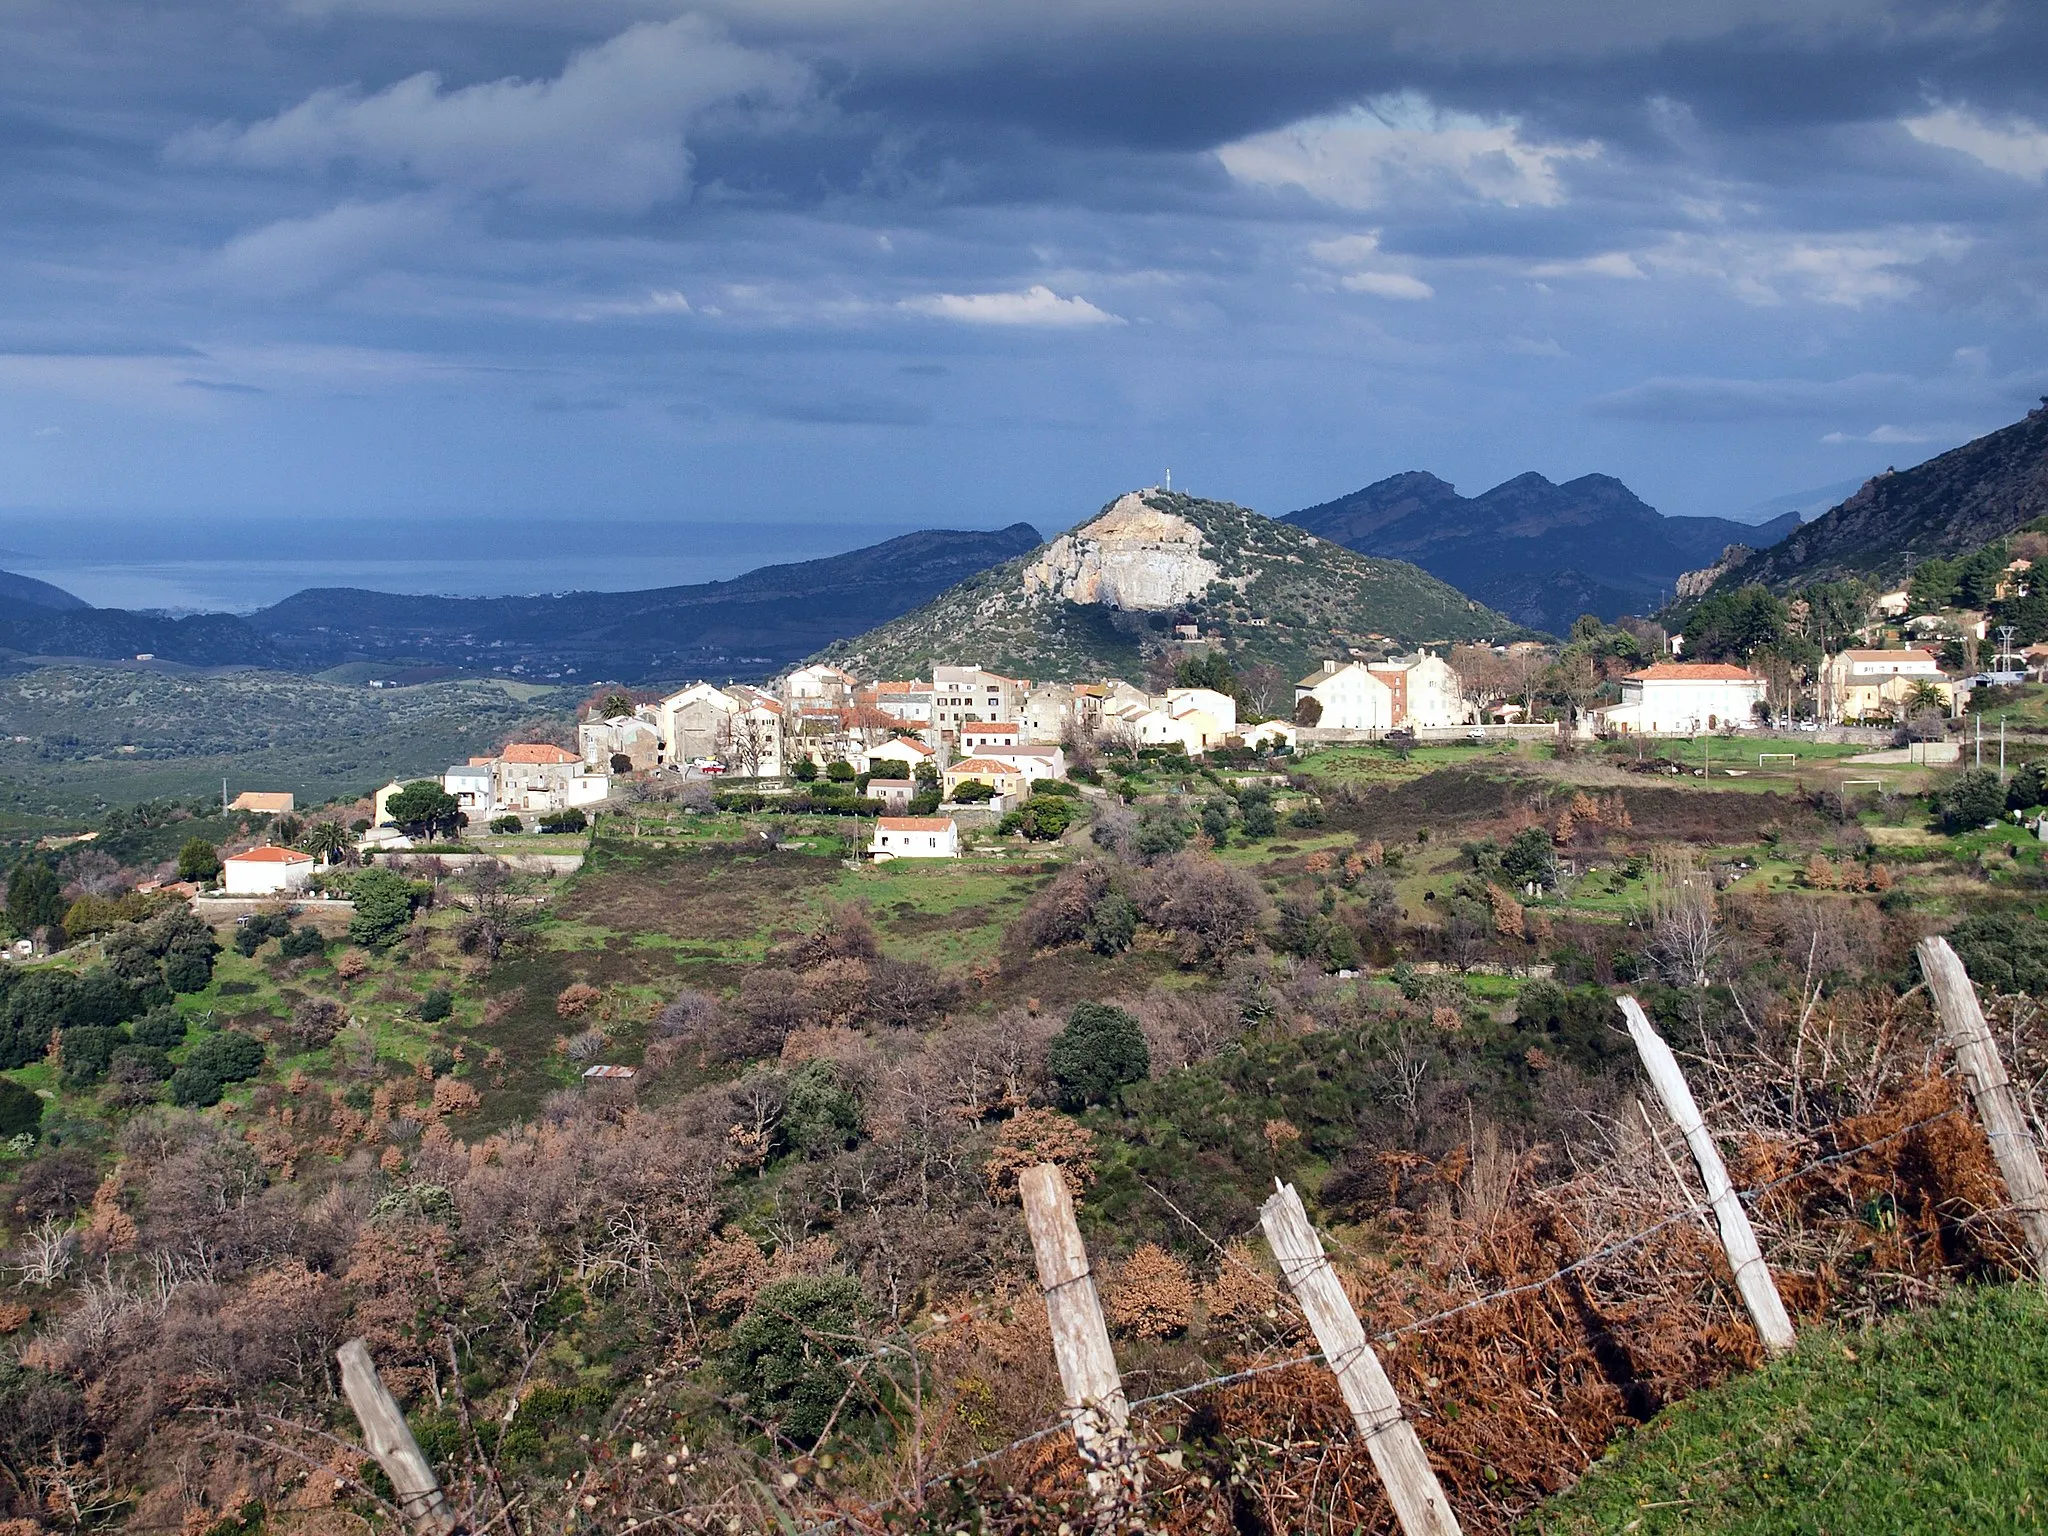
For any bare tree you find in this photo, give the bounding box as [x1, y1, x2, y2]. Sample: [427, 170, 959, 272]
[1647, 845, 1720, 989]
[14, 1216, 77, 1288]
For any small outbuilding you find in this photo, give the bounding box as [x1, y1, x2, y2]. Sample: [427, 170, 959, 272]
[221, 845, 316, 896]
[867, 816, 959, 860]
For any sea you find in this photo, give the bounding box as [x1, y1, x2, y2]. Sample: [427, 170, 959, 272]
[0, 514, 983, 614]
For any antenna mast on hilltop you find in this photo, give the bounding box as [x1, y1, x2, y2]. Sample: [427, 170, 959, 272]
[1163, 468, 1171, 492]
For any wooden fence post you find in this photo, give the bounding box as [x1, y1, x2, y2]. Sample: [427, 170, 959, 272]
[1917, 935, 2048, 1281]
[1260, 1181, 1463, 1536]
[1017, 1163, 1142, 1528]
[1617, 996, 1796, 1356]
[336, 1338, 463, 1536]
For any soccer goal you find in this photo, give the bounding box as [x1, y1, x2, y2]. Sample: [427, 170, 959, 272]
[1758, 753, 1798, 766]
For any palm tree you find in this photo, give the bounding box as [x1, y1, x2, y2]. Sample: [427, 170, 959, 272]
[302, 820, 353, 867]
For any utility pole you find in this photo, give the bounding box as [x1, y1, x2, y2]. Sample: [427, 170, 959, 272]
[222, 777, 228, 815]
[2001, 714, 2007, 780]
[1976, 712, 1982, 770]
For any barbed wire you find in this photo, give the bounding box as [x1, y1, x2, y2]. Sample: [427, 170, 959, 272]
[790, 1099, 1977, 1534]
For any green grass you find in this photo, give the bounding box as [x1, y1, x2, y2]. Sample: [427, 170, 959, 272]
[1529, 1284, 2048, 1535]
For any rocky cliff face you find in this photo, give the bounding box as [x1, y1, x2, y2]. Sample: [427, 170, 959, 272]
[1021, 491, 1221, 610]
[1674, 544, 1756, 601]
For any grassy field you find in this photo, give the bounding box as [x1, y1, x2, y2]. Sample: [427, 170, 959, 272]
[1529, 1284, 2048, 1535]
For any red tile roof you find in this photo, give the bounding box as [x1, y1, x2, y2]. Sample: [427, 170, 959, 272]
[878, 817, 955, 831]
[227, 845, 313, 864]
[948, 757, 1019, 775]
[500, 743, 581, 764]
[1624, 663, 1763, 682]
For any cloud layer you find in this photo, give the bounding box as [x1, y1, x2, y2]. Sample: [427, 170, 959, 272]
[0, 0, 2043, 535]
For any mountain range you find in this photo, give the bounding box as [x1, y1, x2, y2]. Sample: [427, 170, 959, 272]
[0, 525, 1043, 682]
[820, 488, 1510, 682]
[1283, 470, 1800, 634]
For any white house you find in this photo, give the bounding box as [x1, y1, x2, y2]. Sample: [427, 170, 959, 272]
[1242, 720, 1298, 751]
[1295, 661, 1397, 731]
[1104, 703, 1205, 756]
[442, 762, 494, 815]
[977, 743, 1068, 782]
[783, 663, 859, 710]
[222, 845, 315, 896]
[867, 816, 959, 860]
[933, 665, 1029, 731]
[960, 721, 1026, 754]
[861, 736, 937, 778]
[1165, 687, 1238, 734]
[1598, 663, 1767, 735]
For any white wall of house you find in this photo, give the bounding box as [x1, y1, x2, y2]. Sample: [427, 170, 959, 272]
[1165, 687, 1238, 734]
[222, 852, 314, 895]
[1297, 663, 1396, 731]
[1603, 675, 1766, 734]
[868, 819, 958, 859]
[1390, 654, 1470, 728]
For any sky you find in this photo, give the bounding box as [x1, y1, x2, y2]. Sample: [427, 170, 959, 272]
[3, 0, 2047, 585]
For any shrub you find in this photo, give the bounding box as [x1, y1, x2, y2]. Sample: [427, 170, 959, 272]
[1031, 778, 1082, 798]
[1937, 769, 2006, 832]
[1106, 1243, 1197, 1339]
[1239, 797, 1278, 838]
[1087, 893, 1138, 955]
[107, 1044, 171, 1084]
[984, 1107, 1099, 1202]
[278, 926, 327, 960]
[187, 1030, 264, 1084]
[538, 808, 588, 833]
[0, 1078, 41, 1139]
[556, 982, 602, 1019]
[780, 1061, 863, 1158]
[131, 1006, 187, 1050]
[489, 814, 524, 834]
[1049, 1001, 1150, 1109]
[950, 779, 996, 804]
[1947, 912, 2048, 996]
[283, 997, 347, 1050]
[168, 1065, 224, 1108]
[825, 759, 856, 782]
[58, 1025, 127, 1085]
[417, 988, 453, 1023]
[722, 1275, 870, 1448]
[163, 950, 213, 994]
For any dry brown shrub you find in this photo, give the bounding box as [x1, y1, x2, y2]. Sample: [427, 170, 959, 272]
[984, 1107, 1098, 1203]
[1486, 884, 1526, 939]
[694, 1229, 770, 1315]
[1868, 862, 1895, 891]
[779, 1026, 870, 1070]
[1803, 854, 1837, 889]
[482, 988, 524, 1028]
[1431, 1005, 1464, 1033]
[0, 1304, 28, 1335]
[332, 949, 369, 980]
[556, 982, 602, 1018]
[1304, 850, 1334, 875]
[1106, 1243, 1196, 1339]
[431, 1077, 482, 1119]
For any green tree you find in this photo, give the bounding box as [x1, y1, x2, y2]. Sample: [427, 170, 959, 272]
[187, 1029, 264, 1083]
[176, 838, 222, 884]
[1500, 826, 1558, 889]
[383, 780, 462, 838]
[722, 1276, 872, 1448]
[599, 692, 634, 719]
[347, 867, 419, 949]
[6, 862, 64, 935]
[1685, 585, 1790, 662]
[0, 1078, 41, 1139]
[1086, 892, 1138, 955]
[168, 1064, 223, 1107]
[825, 759, 856, 783]
[1049, 1001, 1150, 1109]
[1908, 558, 1961, 613]
[1936, 769, 2005, 832]
[781, 1061, 863, 1158]
[1174, 651, 1239, 702]
[791, 757, 819, 783]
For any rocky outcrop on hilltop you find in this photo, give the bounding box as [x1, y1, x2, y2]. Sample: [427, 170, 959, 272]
[1020, 492, 1222, 609]
[821, 489, 1512, 682]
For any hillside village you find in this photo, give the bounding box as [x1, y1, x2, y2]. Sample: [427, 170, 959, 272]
[0, 462, 2046, 1533]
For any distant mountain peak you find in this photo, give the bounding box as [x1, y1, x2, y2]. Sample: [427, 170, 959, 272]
[1285, 467, 1788, 634]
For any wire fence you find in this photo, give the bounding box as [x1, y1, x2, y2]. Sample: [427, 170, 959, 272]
[787, 1098, 1977, 1534]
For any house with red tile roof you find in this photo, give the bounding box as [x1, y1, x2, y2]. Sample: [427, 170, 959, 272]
[1598, 662, 1767, 736]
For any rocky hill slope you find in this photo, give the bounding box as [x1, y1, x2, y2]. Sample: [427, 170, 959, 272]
[820, 489, 1509, 682]
[1285, 471, 1799, 633]
[1703, 401, 2048, 593]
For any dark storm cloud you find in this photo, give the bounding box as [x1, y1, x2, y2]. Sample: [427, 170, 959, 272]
[0, 0, 2044, 531]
